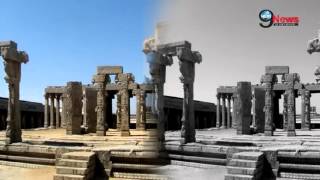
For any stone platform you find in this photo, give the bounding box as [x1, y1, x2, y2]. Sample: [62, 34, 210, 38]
[0, 128, 165, 180]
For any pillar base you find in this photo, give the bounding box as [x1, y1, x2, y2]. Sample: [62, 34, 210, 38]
[302, 127, 311, 131]
[221, 126, 227, 129]
[137, 127, 146, 131]
[96, 130, 106, 136]
[264, 130, 273, 136]
[287, 130, 296, 136]
[121, 131, 130, 136]
[49, 126, 56, 129]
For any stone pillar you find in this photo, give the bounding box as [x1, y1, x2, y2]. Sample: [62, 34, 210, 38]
[227, 95, 231, 128]
[300, 89, 306, 129]
[44, 93, 49, 128]
[178, 48, 201, 144]
[55, 94, 60, 128]
[118, 73, 130, 136]
[61, 94, 66, 128]
[116, 93, 121, 130]
[0, 41, 28, 144]
[304, 90, 311, 130]
[93, 74, 107, 136]
[65, 82, 83, 135]
[216, 94, 221, 128]
[262, 74, 275, 136]
[49, 94, 56, 128]
[283, 92, 288, 131]
[235, 82, 252, 135]
[21, 114, 26, 129]
[84, 88, 97, 133]
[286, 73, 299, 136]
[140, 90, 147, 130]
[106, 95, 113, 128]
[135, 88, 141, 129]
[232, 94, 237, 128]
[221, 95, 226, 129]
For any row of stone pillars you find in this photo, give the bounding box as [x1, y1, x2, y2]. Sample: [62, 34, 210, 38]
[216, 94, 234, 129]
[44, 93, 62, 129]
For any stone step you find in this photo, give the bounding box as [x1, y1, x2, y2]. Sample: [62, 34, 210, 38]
[279, 172, 320, 180]
[167, 153, 226, 165]
[62, 152, 95, 161]
[228, 159, 261, 168]
[56, 166, 90, 176]
[227, 166, 257, 176]
[53, 174, 85, 180]
[232, 152, 264, 161]
[0, 154, 55, 165]
[280, 163, 320, 171]
[57, 159, 92, 168]
[112, 163, 161, 171]
[224, 174, 254, 180]
[112, 172, 167, 180]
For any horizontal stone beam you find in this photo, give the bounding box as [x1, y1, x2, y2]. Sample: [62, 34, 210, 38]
[157, 41, 191, 55]
[217, 86, 236, 94]
[0, 41, 17, 48]
[265, 66, 289, 75]
[45, 86, 65, 94]
[97, 66, 123, 75]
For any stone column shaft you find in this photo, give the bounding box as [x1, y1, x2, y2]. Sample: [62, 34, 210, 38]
[221, 95, 226, 128]
[304, 91, 311, 130]
[227, 96, 231, 128]
[44, 94, 49, 128]
[283, 93, 288, 131]
[140, 91, 146, 130]
[135, 89, 141, 129]
[96, 80, 107, 136]
[49, 94, 56, 128]
[116, 94, 121, 130]
[55, 95, 60, 128]
[216, 95, 221, 128]
[263, 74, 275, 136]
[300, 90, 306, 129]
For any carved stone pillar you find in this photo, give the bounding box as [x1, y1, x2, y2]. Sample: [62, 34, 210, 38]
[0, 41, 28, 144]
[55, 94, 60, 128]
[286, 73, 299, 136]
[216, 94, 221, 128]
[93, 74, 107, 136]
[44, 93, 49, 128]
[61, 94, 66, 128]
[135, 88, 141, 130]
[65, 82, 82, 135]
[300, 89, 306, 129]
[283, 92, 288, 131]
[118, 73, 131, 136]
[232, 94, 237, 128]
[140, 90, 147, 130]
[227, 95, 231, 128]
[262, 74, 275, 136]
[116, 93, 121, 130]
[178, 48, 201, 144]
[84, 87, 97, 133]
[304, 90, 311, 130]
[49, 94, 55, 128]
[221, 95, 226, 129]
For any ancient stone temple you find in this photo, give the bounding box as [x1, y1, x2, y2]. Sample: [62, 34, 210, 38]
[0, 41, 28, 144]
[44, 66, 153, 137]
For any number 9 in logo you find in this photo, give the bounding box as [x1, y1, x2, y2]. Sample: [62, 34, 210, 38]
[259, 9, 273, 28]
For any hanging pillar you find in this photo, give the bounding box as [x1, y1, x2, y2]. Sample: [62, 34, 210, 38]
[221, 95, 226, 129]
[235, 82, 252, 135]
[286, 73, 299, 136]
[61, 94, 66, 128]
[55, 94, 60, 128]
[44, 93, 49, 128]
[178, 49, 201, 145]
[216, 94, 221, 128]
[227, 95, 231, 128]
[135, 88, 141, 130]
[49, 94, 56, 128]
[0, 41, 28, 144]
[304, 90, 311, 130]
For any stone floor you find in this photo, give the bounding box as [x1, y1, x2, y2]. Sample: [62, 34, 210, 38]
[0, 165, 55, 180]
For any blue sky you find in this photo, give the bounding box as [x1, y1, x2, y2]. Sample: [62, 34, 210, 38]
[0, 0, 158, 103]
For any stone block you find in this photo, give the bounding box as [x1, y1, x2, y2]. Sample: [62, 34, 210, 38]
[56, 166, 89, 175]
[232, 152, 264, 161]
[227, 166, 256, 175]
[265, 66, 289, 75]
[253, 87, 265, 133]
[61, 152, 95, 161]
[83, 87, 97, 133]
[224, 174, 254, 180]
[57, 159, 92, 168]
[53, 174, 85, 180]
[235, 82, 252, 135]
[228, 159, 261, 168]
[97, 66, 123, 75]
[65, 82, 83, 135]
